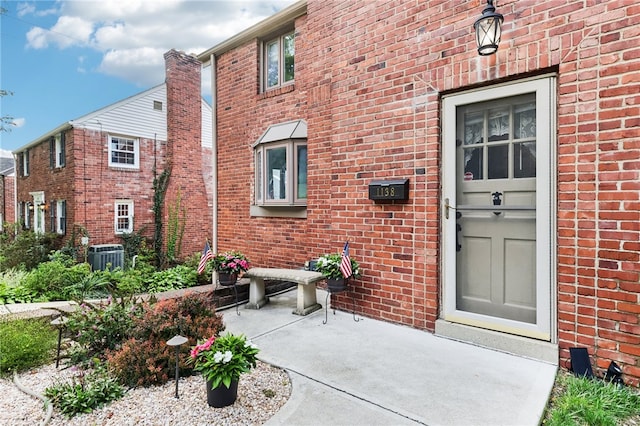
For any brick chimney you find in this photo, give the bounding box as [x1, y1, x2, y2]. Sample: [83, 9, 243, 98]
[163, 49, 211, 260]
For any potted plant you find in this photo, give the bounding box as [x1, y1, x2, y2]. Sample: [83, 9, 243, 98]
[188, 332, 259, 407]
[212, 251, 250, 285]
[315, 251, 361, 293]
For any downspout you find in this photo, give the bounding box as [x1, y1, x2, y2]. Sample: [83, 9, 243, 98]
[210, 53, 218, 255]
[12, 154, 18, 225]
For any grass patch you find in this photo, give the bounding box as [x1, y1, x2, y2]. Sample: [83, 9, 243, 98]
[544, 371, 640, 426]
[0, 316, 58, 375]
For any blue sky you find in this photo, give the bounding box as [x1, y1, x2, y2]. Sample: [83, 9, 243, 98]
[0, 0, 297, 153]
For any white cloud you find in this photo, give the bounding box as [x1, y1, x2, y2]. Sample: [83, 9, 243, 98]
[22, 0, 298, 87]
[99, 47, 166, 87]
[17, 2, 59, 18]
[12, 118, 26, 129]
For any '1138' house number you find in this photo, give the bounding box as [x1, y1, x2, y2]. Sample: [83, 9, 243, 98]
[368, 179, 409, 201]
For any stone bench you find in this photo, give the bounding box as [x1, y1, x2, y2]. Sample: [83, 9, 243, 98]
[243, 267, 324, 315]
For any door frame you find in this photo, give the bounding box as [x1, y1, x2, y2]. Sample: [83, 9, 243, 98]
[441, 75, 557, 341]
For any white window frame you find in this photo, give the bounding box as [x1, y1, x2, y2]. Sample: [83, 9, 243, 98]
[22, 150, 30, 177]
[114, 200, 134, 234]
[54, 133, 65, 168]
[24, 202, 31, 229]
[56, 200, 66, 235]
[108, 135, 140, 169]
[262, 30, 295, 91]
[254, 140, 307, 207]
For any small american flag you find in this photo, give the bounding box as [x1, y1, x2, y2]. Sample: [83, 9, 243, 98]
[340, 241, 352, 278]
[197, 241, 214, 274]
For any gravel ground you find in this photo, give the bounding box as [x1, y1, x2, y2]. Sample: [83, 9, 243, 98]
[0, 361, 291, 426]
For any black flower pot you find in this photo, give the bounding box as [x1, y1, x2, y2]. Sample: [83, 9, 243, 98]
[327, 277, 347, 293]
[206, 379, 239, 407]
[218, 272, 238, 286]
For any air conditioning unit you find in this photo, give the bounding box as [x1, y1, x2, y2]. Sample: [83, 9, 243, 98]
[88, 244, 124, 271]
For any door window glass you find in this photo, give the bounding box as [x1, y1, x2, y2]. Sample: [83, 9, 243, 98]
[461, 95, 536, 180]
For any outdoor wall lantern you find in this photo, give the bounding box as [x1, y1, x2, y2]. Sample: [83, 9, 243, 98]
[474, 0, 504, 56]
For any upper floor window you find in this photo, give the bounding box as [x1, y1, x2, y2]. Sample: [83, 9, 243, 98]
[19, 150, 30, 177]
[115, 200, 134, 234]
[109, 135, 139, 169]
[50, 132, 66, 168]
[263, 31, 295, 91]
[254, 120, 307, 206]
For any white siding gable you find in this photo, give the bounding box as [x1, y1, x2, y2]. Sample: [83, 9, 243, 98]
[71, 85, 168, 141]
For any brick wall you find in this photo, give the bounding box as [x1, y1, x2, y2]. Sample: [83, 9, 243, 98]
[15, 132, 76, 233]
[212, 0, 639, 384]
[69, 127, 163, 246]
[15, 127, 163, 246]
[0, 174, 14, 225]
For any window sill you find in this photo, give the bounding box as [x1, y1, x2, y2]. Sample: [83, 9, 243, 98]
[250, 204, 306, 218]
[258, 84, 295, 100]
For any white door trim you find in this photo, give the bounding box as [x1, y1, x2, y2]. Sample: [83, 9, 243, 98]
[441, 76, 556, 341]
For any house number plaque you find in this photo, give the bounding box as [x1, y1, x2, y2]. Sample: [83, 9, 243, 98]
[368, 179, 409, 201]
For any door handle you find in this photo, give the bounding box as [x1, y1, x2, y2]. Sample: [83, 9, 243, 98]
[444, 198, 456, 219]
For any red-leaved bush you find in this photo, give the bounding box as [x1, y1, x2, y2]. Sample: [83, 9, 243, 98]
[107, 292, 224, 388]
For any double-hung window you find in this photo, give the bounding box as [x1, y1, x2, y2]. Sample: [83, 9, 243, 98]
[263, 31, 295, 90]
[19, 150, 30, 177]
[114, 200, 134, 234]
[109, 135, 139, 168]
[23, 202, 31, 229]
[254, 120, 307, 207]
[56, 200, 66, 235]
[50, 132, 65, 168]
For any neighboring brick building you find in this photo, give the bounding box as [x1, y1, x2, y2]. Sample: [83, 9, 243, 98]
[14, 50, 212, 260]
[199, 0, 640, 383]
[0, 153, 15, 229]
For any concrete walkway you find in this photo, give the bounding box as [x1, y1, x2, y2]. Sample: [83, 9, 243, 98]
[223, 289, 557, 426]
[1, 286, 558, 425]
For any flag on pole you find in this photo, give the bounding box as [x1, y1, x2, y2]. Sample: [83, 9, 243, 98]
[197, 241, 214, 274]
[340, 241, 352, 278]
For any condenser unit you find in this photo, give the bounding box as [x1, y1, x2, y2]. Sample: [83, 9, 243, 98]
[88, 244, 124, 271]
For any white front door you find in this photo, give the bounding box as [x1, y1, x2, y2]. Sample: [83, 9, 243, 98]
[30, 191, 46, 234]
[442, 77, 555, 340]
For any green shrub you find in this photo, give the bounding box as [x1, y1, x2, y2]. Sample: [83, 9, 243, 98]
[0, 229, 62, 271]
[0, 269, 35, 303]
[93, 268, 143, 297]
[107, 292, 224, 387]
[45, 362, 125, 418]
[0, 317, 58, 375]
[22, 257, 92, 301]
[64, 296, 145, 365]
[143, 264, 198, 293]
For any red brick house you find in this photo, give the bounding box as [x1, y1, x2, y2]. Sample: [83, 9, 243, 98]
[14, 50, 213, 260]
[197, 0, 639, 384]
